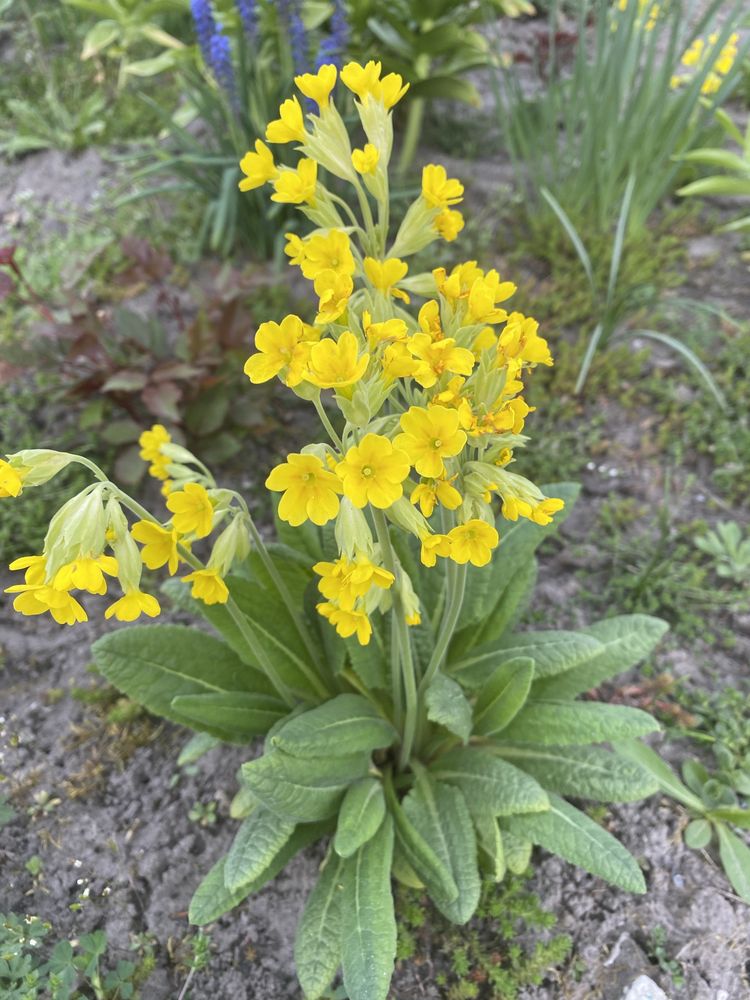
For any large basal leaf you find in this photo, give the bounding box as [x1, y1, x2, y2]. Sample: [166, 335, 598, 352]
[341, 816, 397, 1000]
[241, 750, 370, 822]
[295, 855, 345, 1000]
[498, 700, 659, 746]
[452, 482, 580, 654]
[496, 745, 658, 802]
[345, 632, 388, 690]
[171, 692, 287, 742]
[534, 615, 669, 700]
[473, 657, 534, 737]
[451, 630, 604, 688]
[189, 821, 329, 925]
[270, 694, 397, 757]
[504, 794, 646, 893]
[473, 811, 505, 882]
[245, 542, 313, 606]
[334, 779, 386, 859]
[224, 807, 296, 892]
[402, 776, 480, 924]
[430, 747, 549, 816]
[425, 672, 473, 743]
[387, 789, 458, 903]
[717, 825, 750, 904]
[92, 624, 273, 737]
[503, 830, 532, 875]
[613, 739, 705, 812]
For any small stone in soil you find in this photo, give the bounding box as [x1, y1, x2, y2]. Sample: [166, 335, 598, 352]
[622, 975, 670, 1000]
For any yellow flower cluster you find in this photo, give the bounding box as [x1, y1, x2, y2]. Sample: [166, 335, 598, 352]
[616, 0, 661, 32]
[671, 31, 739, 96]
[236, 63, 563, 644]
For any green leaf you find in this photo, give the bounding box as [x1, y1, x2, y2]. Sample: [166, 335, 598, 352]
[407, 75, 481, 105]
[613, 739, 706, 812]
[92, 625, 272, 739]
[81, 20, 120, 59]
[500, 700, 659, 746]
[295, 855, 345, 1000]
[473, 812, 505, 882]
[473, 657, 534, 737]
[452, 630, 603, 687]
[385, 783, 458, 902]
[334, 779, 386, 859]
[224, 808, 296, 892]
[425, 673, 473, 743]
[341, 816, 397, 1000]
[189, 823, 328, 925]
[503, 831, 532, 875]
[271, 694, 397, 758]
[534, 615, 669, 699]
[684, 818, 712, 850]
[496, 745, 658, 801]
[345, 633, 388, 690]
[708, 807, 750, 830]
[504, 794, 646, 893]
[241, 751, 370, 822]
[677, 176, 750, 198]
[123, 51, 178, 77]
[177, 732, 220, 766]
[403, 776, 480, 924]
[717, 825, 750, 903]
[171, 692, 287, 742]
[430, 747, 549, 816]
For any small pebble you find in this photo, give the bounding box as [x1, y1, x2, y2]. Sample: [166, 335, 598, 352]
[622, 976, 669, 1000]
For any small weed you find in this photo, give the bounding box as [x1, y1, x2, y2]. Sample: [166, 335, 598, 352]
[694, 521, 750, 586]
[188, 800, 218, 828]
[643, 926, 685, 990]
[673, 680, 750, 797]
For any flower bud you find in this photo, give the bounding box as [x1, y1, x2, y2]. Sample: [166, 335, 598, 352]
[337, 383, 371, 427]
[8, 450, 75, 488]
[335, 499, 374, 559]
[44, 485, 107, 577]
[208, 514, 251, 577]
[385, 497, 431, 539]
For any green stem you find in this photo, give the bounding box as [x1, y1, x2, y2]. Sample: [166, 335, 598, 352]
[397, 97, 425, 177]
[419, 561, 467, 695]
[313, 394, 345, 451]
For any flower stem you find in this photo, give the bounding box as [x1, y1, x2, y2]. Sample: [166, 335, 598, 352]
[313, 394, 344, 452]
[419, 560, 467, 695]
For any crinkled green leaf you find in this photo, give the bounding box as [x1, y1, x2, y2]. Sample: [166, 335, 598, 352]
[295, 855, 345, 999]
[224, 807, 296, 892]
[425, 672, 473, 743]
[499, 700, 659, 746]
[473, 657, 534, 737]
[171, 692, 287, 742]
[334, 779, 386, 859]
[497, 745, 658, 801]
[452, 630, 603, 687]
[430, 747, 549, 816]
[271, 694, 396, 757]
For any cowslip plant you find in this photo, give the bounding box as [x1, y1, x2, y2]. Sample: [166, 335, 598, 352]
[2, 62, 671, 1000]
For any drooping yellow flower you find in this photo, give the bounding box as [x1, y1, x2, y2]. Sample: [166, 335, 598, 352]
[419, 533, 452, 568]
[295, 64, 337, 110]
[0, 459, 25, 498]
[395, 405, 467, 478]
[363, 257, 410, 302]
[131, 521, 181, 575]
[313, 554, 394, 610]
[305, 332, 369, 391]
[447, 519, 499, 567]
[138, 424, 171, 481]
[362, 311, 408, 348]
[434, 209, 464, 242]
[340, 61, 409, 109]
[314, 270, 353, 324]
[265, 96, 306, 143]
[244, 314, 312, 387]
[407, 333, 475, 389]
[182, 567, 229, 605]
[380, 342, 422, 383]
[502, 495, 565, 526]
[410, 477, 463, 518]
[422, 164, 464, 209]
[352, 143, 380, 175]
[336, 433, 411, 509]
[266, 453, 342, 526]
[239, 139, 278, 192]
[467, 270, 516, 324]
[9, 554, 47, 586]
[271, 159, 317, 205]
[53, 555, 119, 595]
[434, 261, 484, 306]
[104, 590, 161, 622]
[418, 299, 443, 341]
[295, 230, 355, 281]
[166, 482, 214, 539]
[317, 600, 372, 645]
[6, 583, 88, 625]
[497, 312, 553, 368]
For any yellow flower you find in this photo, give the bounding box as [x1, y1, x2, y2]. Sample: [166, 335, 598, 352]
[407, 333, 475, 389]
[6, 583, 88, 625]
[363, 257, 410, 302]
[363, 312, 408, 348]
[244, 314, 312, 387]
[314, 554, 394, 610]
[166, 482, 214, 538]
[422, 164, 464, 209]
[434, 209, 464, 242]
[472, 326, 497, 355]
[434, 261, 484, 305]
[380, 342, 421, 383]
[265, 96, 306, 143]
[467, 270, 516, 324]
[340, 60, 409, 109]
[314, 270, 353, 324]
[131, 521, 181, 575]
[0, 459, 25, 498]
[305, 331, 369, 391]
[501, 495, 565, 526]
[336, 433, 411, 509]
[53, 555, 119, 595]
[271, 159, 317, 205]
[138, 424, 171, 481]
[317, 601, 372, 645]
[419, 533, 452, 568]
[284, 232, 306, 267]
[105, 590, 161, 622]
[395, 405, 467, 478]
[352, 143, 380, 175]
[296, 230, 355, 281]
[497, 312, 553, 367]
[9, 554, 47, 586]
[239, 139, 278, 191]
[182, 567, 229, 605]
[410, 477, 463, 518]
[447, 519, 499, 567]
[295, 64, 338, 110]
[266, 453, 342, 526]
